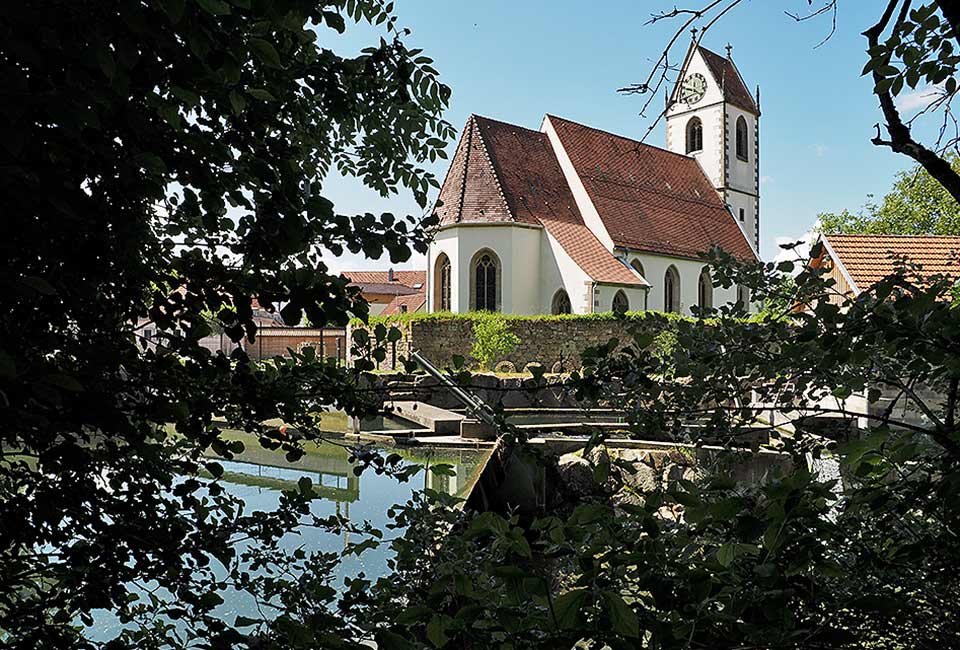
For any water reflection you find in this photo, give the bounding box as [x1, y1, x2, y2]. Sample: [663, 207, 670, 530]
[89, 440, 491, 642]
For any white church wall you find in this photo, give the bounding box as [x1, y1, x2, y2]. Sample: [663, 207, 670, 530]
[725, 103, 757, 193]
[541, 116, 616, 251]
[426, 223, 542, 314]
[626, 252, 740, 316]
[667, 103, 724, 189]
[593, 284, 648, 313]
[539, 230, 593, 314]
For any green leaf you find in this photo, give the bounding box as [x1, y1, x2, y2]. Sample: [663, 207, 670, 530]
[602, 590, 639, 637]
[394, 604, 432, 625]
[552, 588, 588, 629]
[425, 615, 449, 647]
[43, 374, 83, 392]
[717, 543, 736, 567]
[249, 38, 281, 68]
[196, 0, 231, 15]
[246, 88, 277, 102]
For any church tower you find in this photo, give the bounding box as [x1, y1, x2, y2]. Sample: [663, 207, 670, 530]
[666, 40, 761, 252]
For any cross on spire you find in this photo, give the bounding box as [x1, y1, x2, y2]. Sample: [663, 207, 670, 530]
[690, 27, 698, 41]
[725, 43, 733, 59]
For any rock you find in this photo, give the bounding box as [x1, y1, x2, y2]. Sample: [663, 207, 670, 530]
[557, 453, 599, 498]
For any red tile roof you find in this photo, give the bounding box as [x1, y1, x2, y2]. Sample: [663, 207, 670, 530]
[823, 234, 960, 292]
[471, 116, 645, 286]
[546, 115, 757, 262]
[697, 46, 758, 114]
[380, 292, 426, 316]
[341, 270, 425, 289]
[434, 116, 521, 225]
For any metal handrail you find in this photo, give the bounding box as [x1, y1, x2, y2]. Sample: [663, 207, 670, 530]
[409, 350, 498, 427]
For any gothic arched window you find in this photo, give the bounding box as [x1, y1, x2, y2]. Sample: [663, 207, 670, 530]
[736, 116, 749, 161]
[686, 117, 703, 154]
[612, 290, 629, 313]
[665, 265, 681, 313]
[434, 253, 451, 311]
[630, 259, 646, 280]
[552, 289, 572, 315]
[698, 268, 713, 311]
[470, 249, 500, 312]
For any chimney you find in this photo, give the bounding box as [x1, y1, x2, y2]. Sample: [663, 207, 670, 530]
[387, 268, 394, 282]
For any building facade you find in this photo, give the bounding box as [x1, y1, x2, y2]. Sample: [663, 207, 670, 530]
[418, 43, 761, 317]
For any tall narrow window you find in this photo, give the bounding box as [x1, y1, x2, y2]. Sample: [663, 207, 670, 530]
[434, 253, 451, 311]
[612, 290, 629, 313]
[664, 265, 681, 313]
[737, 285, 750, 310]
[698, 268, 713, 311]
[736, 116, 749, 161]
[471, 249, 500, 312]
[552, 289, 572, 315]
[686, 117, 703, 154]
[739, 207, 745, 222]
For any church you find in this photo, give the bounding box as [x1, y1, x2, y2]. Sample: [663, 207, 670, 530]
[417, 43, 761, 317]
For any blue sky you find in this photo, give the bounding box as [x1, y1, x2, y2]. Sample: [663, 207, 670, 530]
[320, 1, 942, 271]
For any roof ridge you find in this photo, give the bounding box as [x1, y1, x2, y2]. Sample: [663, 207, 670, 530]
[545, 114, 699, 161]
[472, 113, 543, 136]
[827, 233, 960, 239]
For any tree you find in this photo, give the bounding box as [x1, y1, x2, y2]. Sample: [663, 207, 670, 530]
[347, 248, 960, 648]
[819, 153, 960, 234]
[621, 2, 960, 208]
[0, 1, 449, 647]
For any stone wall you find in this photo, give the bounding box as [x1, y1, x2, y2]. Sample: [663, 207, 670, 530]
[351, 316, 647, 372]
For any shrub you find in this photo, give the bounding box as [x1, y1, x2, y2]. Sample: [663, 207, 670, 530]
[471, 313, 520, 371]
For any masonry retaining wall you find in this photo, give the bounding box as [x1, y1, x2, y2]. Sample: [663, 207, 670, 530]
[349, 316, 657, 372]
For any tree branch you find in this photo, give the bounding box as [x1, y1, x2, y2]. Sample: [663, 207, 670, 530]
[864, 0, 960, 205]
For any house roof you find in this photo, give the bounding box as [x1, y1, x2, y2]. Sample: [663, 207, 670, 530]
[823, 234, 960, 293]
[697, 46, 758, 114]
[471, 116, 646, 286]
[380, 292, 427, 316]
[546, 115, 757, 262]
[348, 282, 421, 296]
[433, 115, 521, 226]
[341, 270, 425, 291]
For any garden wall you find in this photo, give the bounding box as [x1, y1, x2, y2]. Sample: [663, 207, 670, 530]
[349, 313, 678, 372]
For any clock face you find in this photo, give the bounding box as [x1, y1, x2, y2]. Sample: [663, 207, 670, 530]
[680, 73, 707, 105]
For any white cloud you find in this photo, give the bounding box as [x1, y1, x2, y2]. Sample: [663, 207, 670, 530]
[772, 228, 819, 273]
[895, 84, 944, 113]
[812, 144, 828, 158]
[760, 175, 773, 185]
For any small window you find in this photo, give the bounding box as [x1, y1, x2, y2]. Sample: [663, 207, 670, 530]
[737, 285, 750, 310]
[612, 290, 629, 313]
[739, 208, 745, 222]
[736, 116, 749, 161]
[552, 289, 572, 315]
[400, 304, 408, 314]
[630, 259, 646, 279]
[698, 268, 713, 311]
[664, 265, 681, 313]
[686, 117, 703, 154]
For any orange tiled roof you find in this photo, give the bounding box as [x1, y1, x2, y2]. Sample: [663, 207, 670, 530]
[380, 292, 426, 316]
[341, 270, 425, 289]
[472, 116, 646, 286]
[546, 115, 757, 262]
[823, 234, 960, 292]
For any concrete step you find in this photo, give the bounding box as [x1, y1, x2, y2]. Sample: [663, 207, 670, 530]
[387, 401, 466, 435]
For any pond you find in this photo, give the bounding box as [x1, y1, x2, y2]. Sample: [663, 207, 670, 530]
[89, 438, 491, 641]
